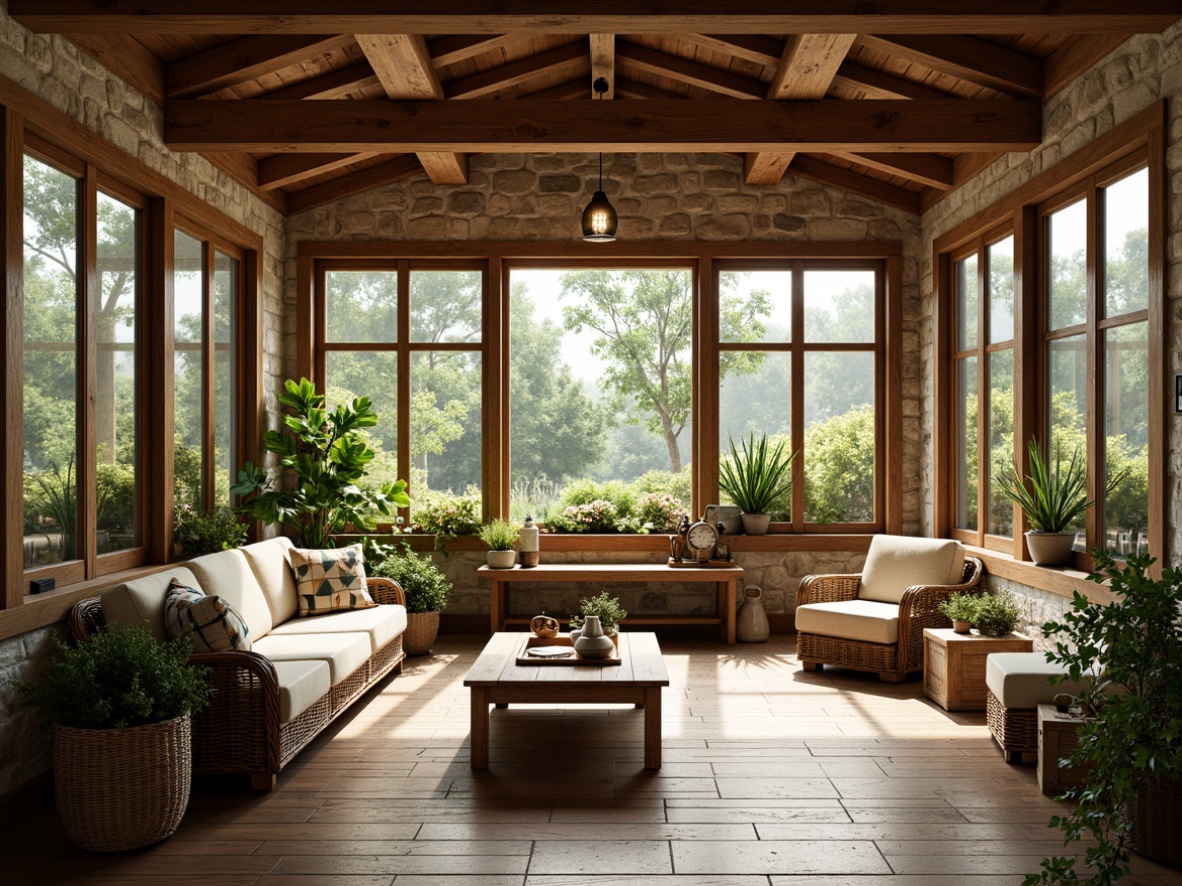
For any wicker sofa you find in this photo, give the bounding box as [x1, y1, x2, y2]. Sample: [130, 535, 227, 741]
[70, 537, 407, 791]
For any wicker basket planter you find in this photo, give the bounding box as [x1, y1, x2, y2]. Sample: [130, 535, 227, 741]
[403, 610, 441, 656]
[1129, 778, 1182, 865]
[54, 714, 192, 852]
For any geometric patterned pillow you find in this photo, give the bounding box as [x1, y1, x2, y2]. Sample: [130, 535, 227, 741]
[163, 577, 251, 652]
[289, 543, 375, 617]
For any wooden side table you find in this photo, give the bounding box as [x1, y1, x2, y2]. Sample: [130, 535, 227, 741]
[1038, 704, 1090, 796]
[923, 628, 1033, 711]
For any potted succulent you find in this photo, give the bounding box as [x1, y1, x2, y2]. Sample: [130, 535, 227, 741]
[479, 519, 520, 569]
[13, 625, 212, 852]
[938, 591, 985, 634]
[233, 377, 410, 548]
[717, 431, 795, 535]
[995, 439, 1127, 567]
[1026, 551, 1182, 884]
[368, 541, 452, 656]
[972, 592, 1020, 637]
[568, 591, 628, 644]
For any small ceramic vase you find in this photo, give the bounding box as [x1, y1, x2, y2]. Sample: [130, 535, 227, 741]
[573, 615, 615, 659]
[736, 585, 770, 642]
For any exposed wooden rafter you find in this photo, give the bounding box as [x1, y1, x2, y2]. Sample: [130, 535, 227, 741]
[790, 154, 921, 214]
[285, 154, 424, 214]
[616, 43, 764, 99]
[164, 98, 1042, 153]
[444, 41, 586, 99]
[257, 151, 381, 190]
[856, 34, 1043, 97]
[427, 34, 525, 68]
[831, 61, 951, 100]
[166, 35, 353, 99]
[685, 34, 783, 67]
[262, 63, 381, 100]
[829, 151, 954, 190]
[66, 34, 166, 104]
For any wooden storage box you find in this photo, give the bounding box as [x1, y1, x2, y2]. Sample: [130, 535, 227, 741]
[923, 628, 1033, 711]
[1038, 704, 1090, 796]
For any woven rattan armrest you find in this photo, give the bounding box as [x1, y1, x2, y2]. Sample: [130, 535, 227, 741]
[797, 573, 861, 607]
[367, 576, 406, 607]
[897, 555, 984, 615]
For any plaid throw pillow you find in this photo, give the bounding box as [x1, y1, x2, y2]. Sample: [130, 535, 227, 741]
[290, 543, 375, 617]
[163, 577, 251, 652]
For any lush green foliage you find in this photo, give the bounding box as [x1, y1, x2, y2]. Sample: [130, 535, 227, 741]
[938, 592, 986, 623]
[173, 505, 248, 558]
[996, 439, 1126, 533]
[478, 519, 520, 551]
[367, 542, 452, 613]
[1025, 552, 1182, 886]
[568, 592, 628, 632]
[411, 489, 482, 553]
[232, 378, 410, 548]
[972, 592, 1020, 637]
[803, 405, 875, 523]
[13, 625, 211, 730]
[718, 431, 795, 515]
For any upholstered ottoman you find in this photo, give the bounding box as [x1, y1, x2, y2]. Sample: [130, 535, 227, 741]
[984, 652, 1090, 762]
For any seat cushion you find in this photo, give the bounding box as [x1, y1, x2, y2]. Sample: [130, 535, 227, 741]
[795, 599, 900, 646]
[251, 632, 371, 685]
[163, 578, 252, 652]
[290, 544, 375, 617]
[268, 604, 407, 655]
[985, 652, 1092, 709]
[858, 536, 967, 604]
[101, 567, 202, 643]
[272, 659, 331, 725]
[241, 536, 299, 627]
[187, 548, 275, 640]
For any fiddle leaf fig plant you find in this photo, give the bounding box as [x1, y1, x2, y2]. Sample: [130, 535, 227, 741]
[232, 377, 409, 548]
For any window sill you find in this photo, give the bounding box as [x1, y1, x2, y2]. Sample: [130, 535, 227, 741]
[352, 532, 877, 554]
[964, 545, 1112, 603]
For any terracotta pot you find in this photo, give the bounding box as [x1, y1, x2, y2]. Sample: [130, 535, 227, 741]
[952, 619, 972, 634]
[1025, 530, 1076, 566]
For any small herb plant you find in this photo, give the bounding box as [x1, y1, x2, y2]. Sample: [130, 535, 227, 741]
[717, 431, 795, 515]
[1025, 552, 1182, 886]
[13, 625, 212, 731]
[972, 592, 1020, 637]
[367, 542, 452, 614]
[478, 519, 520, 552]
[938, 592, 984, 624]
[996, 439, 1128, 533]
[568, 592, 628, 633]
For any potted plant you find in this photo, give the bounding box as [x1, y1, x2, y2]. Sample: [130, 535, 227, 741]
[172, 505, 248, 559]
[368, 541, 452, 656]
[938, 591, 984, 634]
[1025, 552, 1182, 884]
[717, 431, 795, 535]
[232, 377, 410, 548]
[995, 439, 1127, 567]
[568, 591, 628, 643]
[972, 592, 1020, 637]
[12, 625, 212, 852]
[479, 519, 520, 569]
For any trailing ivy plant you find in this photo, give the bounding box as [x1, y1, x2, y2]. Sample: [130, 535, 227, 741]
[233, 378, 410, 548]
[1025, 552, 1182, 886]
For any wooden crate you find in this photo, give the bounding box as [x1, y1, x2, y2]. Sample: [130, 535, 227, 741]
[1038, 704, 1091, 796]
[923, 628, 1033, 711]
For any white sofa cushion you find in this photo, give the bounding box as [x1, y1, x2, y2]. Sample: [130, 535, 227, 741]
[985, 652, 1093, 709]
[268, 605, 407, 655]
[241, 536, 298, 627]
[858, 536, 966, 604]
[272, 659, 331, 724]
[187, 548, 275, 640]
[101, 567, 202, 642]
[795, 599, 900, 645]
[252, 632, 371, 685]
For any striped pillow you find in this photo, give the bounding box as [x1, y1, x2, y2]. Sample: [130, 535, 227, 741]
[290, 544, 375, 617]
[163, 578, 251, 652]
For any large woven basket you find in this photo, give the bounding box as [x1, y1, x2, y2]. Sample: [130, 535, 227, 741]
[403, 610, 440, 656]
[54, 714, 192, 852]
[1129, 778, 1182, 865]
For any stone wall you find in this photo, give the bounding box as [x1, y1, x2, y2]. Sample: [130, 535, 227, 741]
[0, 8, 286, 801]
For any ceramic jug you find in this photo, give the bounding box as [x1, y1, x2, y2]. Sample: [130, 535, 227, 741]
[736, 585, 770, 643]
[573, 615, 615, 659]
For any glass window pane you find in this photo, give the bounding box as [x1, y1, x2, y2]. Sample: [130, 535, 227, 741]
[1103, 322, 1148, 557]
[803, 351, 874, 523]
[988, 236, 1014, 344]
[411, 350, 481, 499]
[173, 230, 204, 510]
[96, 192, 139, 554]
[213, 251, 237, 510]
[719, 270, 790, 343]
[23, 156, 79, 567]
[1047, 199, 1087, 331]
[988, 349, 1014, 537]
[1103, 167, 1148, 318]
[956, 254, 978, 350]
[803, 269, 874, 343]
[410, 270, 481, 343]
[326, 270, 397, 343]
[719, 351, 791, 521]
[956, 356, 978, 531]
[325, 350, 399, 500]
[1048, 333, 1087, 549]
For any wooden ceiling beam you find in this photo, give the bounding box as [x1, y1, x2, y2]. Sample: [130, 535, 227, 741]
[445, 41, 586, 99]
[427, 34, 525, 68]
[685, 34, 784, 67]
[615, 78, 689, 101]
[747, 33, 856, 185]
[16, 3, 1181, 36]
[166, 35, 353, 99]
[857, 34, 1043, 98]
[164, 98, 1042, 153]
[616, 43, 764, 99]
[199, 152, 287, 211]
[261, 63, 380, 99]
[257, 151, 381, 189]
[67, 35, 166, 104]
[285, 154, 424, 215]
[590, 34, 615, 98]
[831, 61, 950, 100]
[829, 150, 954, 189]
[790, 154, 921, 214]
[524, 80, 589, 100]
[1044, 33, 1132, 98]
[356, 33, 468, 184]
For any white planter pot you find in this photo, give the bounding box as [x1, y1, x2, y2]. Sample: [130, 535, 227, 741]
[1025, 530, 1076, 566]
[740, 513, 771, 535]
[487, 549, 517, 569]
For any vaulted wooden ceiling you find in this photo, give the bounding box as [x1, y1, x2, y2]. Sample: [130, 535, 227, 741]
[13, 3, 1181, 215]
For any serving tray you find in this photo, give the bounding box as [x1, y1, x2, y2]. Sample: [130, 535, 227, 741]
[515, 633, 621, 666]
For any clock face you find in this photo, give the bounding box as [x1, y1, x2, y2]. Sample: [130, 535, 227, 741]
[686, 521, 718, 559]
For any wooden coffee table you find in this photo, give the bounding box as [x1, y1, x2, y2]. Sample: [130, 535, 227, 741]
[463, 631, 670, 769]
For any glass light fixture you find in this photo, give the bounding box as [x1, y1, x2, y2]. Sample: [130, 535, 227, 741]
[581, 77, 618, 242]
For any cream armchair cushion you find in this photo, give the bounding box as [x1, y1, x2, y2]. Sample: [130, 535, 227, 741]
[794, 599, 899, 645]
[858, 536, 966, 604]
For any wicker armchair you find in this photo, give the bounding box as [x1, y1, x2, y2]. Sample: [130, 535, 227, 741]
[795, 536, 983, 683]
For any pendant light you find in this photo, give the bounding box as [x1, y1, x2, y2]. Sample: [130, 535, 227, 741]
[581, 76, 618, 242]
